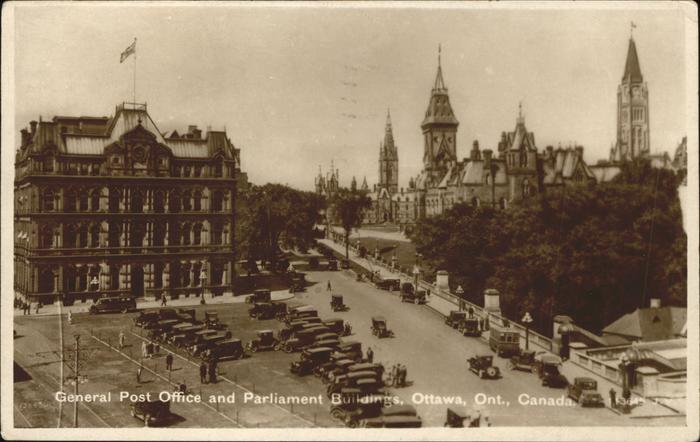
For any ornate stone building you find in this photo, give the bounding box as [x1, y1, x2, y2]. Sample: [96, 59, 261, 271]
[609, 36, 650, 162]
[14, 102, 244, 304]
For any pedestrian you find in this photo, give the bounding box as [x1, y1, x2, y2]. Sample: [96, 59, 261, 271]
[199, 361, 208, 384]
[119, 330, 126, 349]
[166, 353, 174, 371]
[609, 388, 617, 409]
[208, 359, 218, 384]
[327, 280, 332, 292]
[67, 311, 73, 325]
[161, 295, 167, 307]
[468, 306, 474, 319]
[391, 364, 398, 387]
[136, 365, 143, 383]
[401, 365, 408, 387]
[366, 346, 374, 363]
[141, 341, 148, 359]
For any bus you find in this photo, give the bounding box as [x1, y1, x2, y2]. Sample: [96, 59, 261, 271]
[488, 323, 520, 357]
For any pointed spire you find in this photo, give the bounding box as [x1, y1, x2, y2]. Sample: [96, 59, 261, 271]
[433, 44, 446, 91]
[517, 101, 525, 125]
[622, 36, 643, 82]
[386, 107, 392, 129]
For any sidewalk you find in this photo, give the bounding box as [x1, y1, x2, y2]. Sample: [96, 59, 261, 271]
[319, 237, 685, 419]
[13, 289, 294, 317]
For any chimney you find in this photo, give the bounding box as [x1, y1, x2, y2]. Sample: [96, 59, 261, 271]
[471, 140, 481, 160]
[20, 128, 29, 146]
[188, 125, 202, 139]
[575, 145, 584, 158]
[30, 120, 38, 134]
[650, 298, 661, 309]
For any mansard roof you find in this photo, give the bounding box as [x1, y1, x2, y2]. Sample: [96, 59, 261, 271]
[16, 103, 237, 161]
[421, 50, 458, 128]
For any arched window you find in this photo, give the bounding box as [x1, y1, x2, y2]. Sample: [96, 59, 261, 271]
[43, 189, 56, 212]
[91, 189, 101, 212]
[109, 189, 121, 212]
[79, 190, 89, 212]
[130, 222, 144, 248]
[153, 190, 165, 213]
[182, 190, 192, 212]
[130, 189, 144, 213]
[193, 223, 203, 245]
[211, 222, 223, 245]
[211, 190, 223, 212]
[108, 221, 120, 248]
[214, 159, 223, 178]
[181, 262, 191, 287]
[78, 224, 88, 247]
[169, 190, 180, 213]
[64, 224, 78, 248]
[181, 223, 191, 245]
[64, 189, 77, 213]
[153, 222, 165, 247]
[40, 225, 54, 248]
[90, 224, 100, 247]
[193, 190, 202, 211]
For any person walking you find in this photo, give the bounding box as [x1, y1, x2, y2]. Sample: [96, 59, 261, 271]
[391, 364, 398, 387]
[166, 353, 174, 371]
[208, 359, 218, 384]
[136, 365, 143, 383]
[609, 388, 617, 409]
[366, 346, 374, 363]
[161, 295, 167, 307]
[67, 311, 73, 325]
[199, 361, 208, 384]
[327, 280, 332, 292]
[141, 341, 148, 359]
[119, 330, 126, 349]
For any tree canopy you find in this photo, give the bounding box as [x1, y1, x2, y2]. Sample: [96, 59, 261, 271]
[410, 160, 686, 335]
[331, 187, 372, 259]
[237, 183, 324, 269]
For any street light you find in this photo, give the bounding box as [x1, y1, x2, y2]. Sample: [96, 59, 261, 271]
[199, 270, 207, 304]
[455, 285, 465, 311]
[522, 312, 534, 350]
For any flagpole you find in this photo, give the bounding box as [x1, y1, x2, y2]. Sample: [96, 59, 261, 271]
[133, 38, 137, 104]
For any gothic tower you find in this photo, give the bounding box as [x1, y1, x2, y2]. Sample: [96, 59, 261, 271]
[379, 108, 399, 194]
[612, 35, 649, 162]
[421, 45, 459, 185]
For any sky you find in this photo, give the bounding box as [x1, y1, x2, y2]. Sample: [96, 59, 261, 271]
[9, 2, 692, 191]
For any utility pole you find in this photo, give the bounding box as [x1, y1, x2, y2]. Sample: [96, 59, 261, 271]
[73, 335, 80, 428]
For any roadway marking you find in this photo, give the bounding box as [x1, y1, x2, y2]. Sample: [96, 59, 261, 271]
[126, 331, 317, 427]
[13, 404, 33, 428]
[91, 334, 242, 428]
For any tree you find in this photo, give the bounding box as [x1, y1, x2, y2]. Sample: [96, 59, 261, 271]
[331, 188, 372, 260]
[238, 184, 324, 271]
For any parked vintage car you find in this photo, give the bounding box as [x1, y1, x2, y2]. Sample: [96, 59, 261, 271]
[329, 391, 385, 427]
[280, 329, 317, 353]
[89, 296, 137, 314]
[341, 259, 351, 269]
[360, 415, 422, 428]
[567, 377, 605, 407]
[346, 362, 385, 379]
[533, 353, 568, 388]
[162, 322, 194, 342]
[489, 324, 520, 357]
[337, 341, 363, 362]
[317, 358, 356, 382]
[400, 287, 427, 304]
[371, 316, 394, 338]
[283, 305, 319, 324]
[330, 294, 349, 312]
[289, 272, 306, 293]
[249, 302, 280, 320]
[246, 289, 272, 304]
[176, 308, 196, 322]
[189, 332, 231, 356]
[327, 259, 339, 271]
[375, 278, 401, 291]
[273, 302, 289, 320]
[170, 324, 206, 347]
[467, 355, 501, 379]
[246, 330, 279, 352]
[158, 308, 180, 320]
[204, 338, 246, 361]
[508, 349, 537, 372]
[327, 371, 383, 397]
[204, 311, 227, 330]
[308, 256, 320, 269]
[445, 310, 467, 328]
[324, 318, 352, 336]
[130, 397, 171, 427]
[444, 408, 469, 427]
[134, 311, 160, 327]
[290, 347, 334, 376]
[458, 317, 482, 337]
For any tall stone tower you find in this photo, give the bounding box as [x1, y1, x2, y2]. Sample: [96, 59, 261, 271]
[421, 45, 459, 185]
[611, 35, 649, 162]
[379, 109, 399, 194]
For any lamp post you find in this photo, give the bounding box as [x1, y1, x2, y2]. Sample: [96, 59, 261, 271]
[199, 270, 207, 304]
[618, 353, 631, 414]
[522, 312, 533, 350]
[455, 285, 465, 312]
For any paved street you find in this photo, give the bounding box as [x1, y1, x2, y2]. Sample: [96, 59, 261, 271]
[14, 266, 683, 428]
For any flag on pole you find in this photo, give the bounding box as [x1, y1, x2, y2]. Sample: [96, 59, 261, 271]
[120, 38, 136, 63]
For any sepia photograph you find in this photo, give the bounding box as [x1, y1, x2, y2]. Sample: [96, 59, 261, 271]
[1, 1, 697, 440]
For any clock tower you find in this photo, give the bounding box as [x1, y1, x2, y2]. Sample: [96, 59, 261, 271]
[612, 36, 649, 162]
[421, 46, 459, 184]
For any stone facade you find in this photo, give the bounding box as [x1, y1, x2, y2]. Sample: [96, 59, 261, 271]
[13, 102, 245, 304]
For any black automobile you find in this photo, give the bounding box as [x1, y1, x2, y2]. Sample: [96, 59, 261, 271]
[290, 347, 334, 376]
[249, 302, 279, 320]
[327, 259, 339, 271]
[89, 296, 137, 314]
[205, 338, 246, 361]
[371, 316, 394, 338]
[467, 355, 501, 379]
[246, 330, 279, 352]
[445, 310, 467, 328]
[130, 397, 171, 427]
[330, 294, 349, 312]
[134, 311, 160, 327]
[246, 289, 272, 305]
[375, 278, 400, 291]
